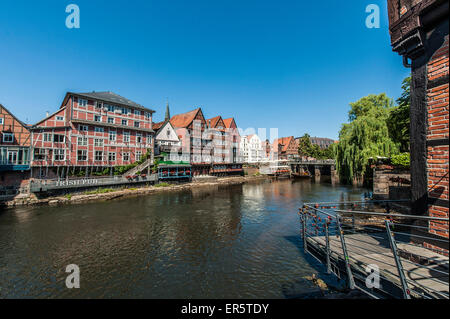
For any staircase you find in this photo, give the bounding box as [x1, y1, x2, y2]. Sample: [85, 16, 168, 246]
[123, 158, 153, 176]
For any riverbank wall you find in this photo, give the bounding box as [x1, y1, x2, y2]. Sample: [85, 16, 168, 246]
[1, 175, 270, 208]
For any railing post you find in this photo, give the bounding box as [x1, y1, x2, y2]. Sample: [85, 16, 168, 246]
[302, 208, 308, 253]
[337, 216, 355, 289]
[385, 220, 411, 299]
[325, 221, 331, 274]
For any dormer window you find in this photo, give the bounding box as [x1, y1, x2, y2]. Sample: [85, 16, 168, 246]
[56, 116, 64, 121]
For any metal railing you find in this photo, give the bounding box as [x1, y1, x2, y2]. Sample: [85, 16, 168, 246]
[299, 200, 449, 299]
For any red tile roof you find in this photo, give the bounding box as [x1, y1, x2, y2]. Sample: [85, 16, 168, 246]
[170, 108, 201, 128]
[223, 118, 235, 128]
[273, 136, 295, 153]
[153, 121, 165, 130]
[207, 116, 222, 128]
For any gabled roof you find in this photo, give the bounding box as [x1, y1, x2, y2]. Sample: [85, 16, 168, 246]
[206, 116, 222, 128]
[33, 106, 67, 127]
[66, 91, 155, 113]
[153, 121, 166, 131]
[170, 108, 203, 128]
[223, 118, 236, 128]
[0, 103, 29, 129]
[274, 136, 295, 153]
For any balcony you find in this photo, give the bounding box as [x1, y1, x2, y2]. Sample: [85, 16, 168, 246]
[0, 147, 31, 171]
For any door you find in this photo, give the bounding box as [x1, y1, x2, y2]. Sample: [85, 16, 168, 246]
[7, 150, 18, 165]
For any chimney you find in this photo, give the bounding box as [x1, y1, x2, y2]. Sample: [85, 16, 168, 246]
[46, 111, 49, 117]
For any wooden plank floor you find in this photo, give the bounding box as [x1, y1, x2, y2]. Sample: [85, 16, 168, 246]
[308, 233, 449, 298]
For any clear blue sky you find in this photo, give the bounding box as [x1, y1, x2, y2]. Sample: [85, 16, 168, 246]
[0, 0, 409, 140]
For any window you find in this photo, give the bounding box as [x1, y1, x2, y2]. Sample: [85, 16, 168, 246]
[94, 138, 104, 147]
[109, 130, 116, 141]
[43, 133, 52, 142]
[54, 149, 65, 161]
[0, 118, 3, 125]
[79, 125, 88, 132]
[78, 98, 88, 107]
[122, 152, 130, 162]
[56, 116, 64, 121]
[2, 133, 13, 143]
[147, 134, 153, 144]
[136, 133, 142, 144]
[136, 151, 142, 161]
[95, 127, 104, 133]
[94, 115, 102, 122]
[77, 136, 88, 146]
[123, 131, 130, 143]
[134, 121, 140, 128]
[77, 150, 88, 161]
[134, 110, 141, 116]
[95, 151, 103, 161]
[33, 148, 47, 160]
[122, 119, 128, 126]
[107, 117, 114, 124]
[108, 152, 116, 162]
[107, 104, 115, 112]
[96, 101, 103, 109]
[145, 112, 151, 120]
[53, 134, 65, 143]
[121, 107, 129, 115]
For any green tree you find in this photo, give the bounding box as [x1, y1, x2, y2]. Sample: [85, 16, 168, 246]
[298, 134, 314, 157]
[335, 93, 400, 184]
[387, 76, 411, 152]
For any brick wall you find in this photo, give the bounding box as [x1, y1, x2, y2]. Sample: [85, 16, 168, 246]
[426, 34, 449, 255]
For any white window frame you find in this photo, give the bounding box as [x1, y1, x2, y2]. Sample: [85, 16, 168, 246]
[107, 117, 114, 124]
[77, 150, 88, 161]
[95, 127, 104, 133]
[109, 130, 117, 142]
[95, 151, 104, 162]
[78, 98, 88, 107]
[0, 118, 4, 125]
[77, 136, 88, 146]
[56, 116, 64, 121]
[53, 134, 65, 143]
[121, 119, 128, 126]
[108, 152, 116, 162]
[134, 121, 140, 128]
[136, 133, 142, 144]
[123, 131, 130, 143]
[94, 115, 102, 122]
[122, 152, 130, 162]
[3, 133, 14, 143]
[54, 149, 65, 161]
[79, 125, 88, 132]
[94, 138, 104, 147]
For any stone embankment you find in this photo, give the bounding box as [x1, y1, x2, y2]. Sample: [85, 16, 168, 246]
[2, 175, 269, 208]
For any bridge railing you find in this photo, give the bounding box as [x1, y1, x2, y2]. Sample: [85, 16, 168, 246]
[300, 200, 449, 299]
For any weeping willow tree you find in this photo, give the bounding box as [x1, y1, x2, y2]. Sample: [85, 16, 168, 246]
[335, 93, 400, 185]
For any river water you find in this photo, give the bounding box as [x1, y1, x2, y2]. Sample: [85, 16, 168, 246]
[0, 179, 366, 298]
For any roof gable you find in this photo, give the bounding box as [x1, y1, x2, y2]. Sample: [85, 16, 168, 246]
[170, 108, 205, 128]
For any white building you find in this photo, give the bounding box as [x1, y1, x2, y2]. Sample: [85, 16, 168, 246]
[240, 134, 265, 163]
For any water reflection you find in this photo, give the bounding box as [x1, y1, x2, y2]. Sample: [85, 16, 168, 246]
[0, 179, 365, 298]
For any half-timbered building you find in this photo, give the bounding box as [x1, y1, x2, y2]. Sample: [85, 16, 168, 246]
[30, 91, 155, 179]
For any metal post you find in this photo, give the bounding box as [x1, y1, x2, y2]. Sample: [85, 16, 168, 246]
[337, 216, 355, 289]
[302, 210, 308, 253]
[385, 220, 411, 299]
[325, 221, 331, 274]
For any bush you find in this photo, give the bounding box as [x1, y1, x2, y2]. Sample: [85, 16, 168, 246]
[391, 153, 410, 169]
[155, 183, 170, 188]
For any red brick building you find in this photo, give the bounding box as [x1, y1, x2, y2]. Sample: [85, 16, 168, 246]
[273, 136, 298, 160]
[30, 91, 155, 179]
[388, 0, 448, 253]
[0, 104, 31, 190]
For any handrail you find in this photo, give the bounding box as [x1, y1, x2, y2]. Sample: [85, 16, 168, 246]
[335, 209, 449, 221]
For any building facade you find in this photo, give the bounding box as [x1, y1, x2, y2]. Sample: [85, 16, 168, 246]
[0, 104, 31, 190]
[273, 136, 298, 160]
[240, 134, 264, 163]
[30, 91, 155, 179]
[387, 0, 449, 254]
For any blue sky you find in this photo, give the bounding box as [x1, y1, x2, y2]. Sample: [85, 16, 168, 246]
[0, 0, 410, 140]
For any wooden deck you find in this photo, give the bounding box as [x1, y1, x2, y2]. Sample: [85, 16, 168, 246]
[307, 233, 449, 298]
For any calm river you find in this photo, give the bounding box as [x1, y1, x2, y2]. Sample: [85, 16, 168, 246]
[0, 179, 366, 298]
